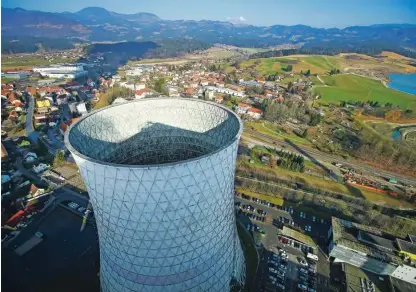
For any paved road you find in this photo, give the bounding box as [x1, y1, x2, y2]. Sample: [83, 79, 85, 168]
[24, 93, 35, 135]
[244, 129, 416, 186]
[24, 93, 40, 143]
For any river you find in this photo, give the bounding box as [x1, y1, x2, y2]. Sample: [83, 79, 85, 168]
[387, 73, 416, 95]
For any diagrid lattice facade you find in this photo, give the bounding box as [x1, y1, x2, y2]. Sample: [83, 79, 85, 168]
[65, 98, 245, 291]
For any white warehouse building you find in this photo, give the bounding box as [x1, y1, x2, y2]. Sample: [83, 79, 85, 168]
[65, 98, 245, 292]
[33, 64, 87, 79]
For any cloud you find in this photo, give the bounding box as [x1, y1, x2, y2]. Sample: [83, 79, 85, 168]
[226, 16, 247, 24]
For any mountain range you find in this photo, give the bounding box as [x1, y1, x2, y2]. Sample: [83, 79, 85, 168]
[2, 7, 416, 52]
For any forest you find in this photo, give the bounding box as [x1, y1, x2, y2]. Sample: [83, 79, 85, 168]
[87, 39, 210, 60]
[2, 36, 76, 54]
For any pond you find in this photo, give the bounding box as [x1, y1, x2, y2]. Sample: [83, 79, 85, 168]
[387, 73, 416, 95]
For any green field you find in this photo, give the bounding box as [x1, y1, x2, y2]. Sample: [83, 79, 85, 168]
[1, 56, 76, 71]
[238, 55, 340, 76]
[245, 121, 312, 146]
[1, 77, 17, 83]
[314, 74, 416, 110]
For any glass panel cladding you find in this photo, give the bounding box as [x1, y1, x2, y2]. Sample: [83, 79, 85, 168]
[66, 98, 245, 292]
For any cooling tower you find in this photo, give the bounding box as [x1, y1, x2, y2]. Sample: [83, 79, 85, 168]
[65, 98, 245, 292]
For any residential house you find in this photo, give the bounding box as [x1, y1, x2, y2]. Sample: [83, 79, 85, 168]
[135, 88, 152, 99]
[226, 84, 244, 92]
[205, 90, 215, 100]
[184, 88, 195, 97]
[167, 86, 180, 97]
[247, 108, 264, 119]
[34, 113, 48, 126]
[36, 99, 51, 108]
[120, 82, 136, 90]
[236, 103, 252, 115]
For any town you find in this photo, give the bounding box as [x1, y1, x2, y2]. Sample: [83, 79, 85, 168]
[1, 44, 416, 292]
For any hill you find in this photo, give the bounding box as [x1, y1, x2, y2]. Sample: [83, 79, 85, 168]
[313, 74, 416, 110]
[1, 7, 416, 56]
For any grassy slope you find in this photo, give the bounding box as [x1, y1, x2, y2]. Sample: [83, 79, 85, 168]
[314, 74, 416, 110]
[245, 121, 312, 146]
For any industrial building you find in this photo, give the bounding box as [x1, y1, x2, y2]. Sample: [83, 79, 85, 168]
[32, 64, 87, 79]
[65, 98, 245, 292]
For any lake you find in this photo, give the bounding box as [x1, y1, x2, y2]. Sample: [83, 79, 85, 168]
[387, 73, 416, 95]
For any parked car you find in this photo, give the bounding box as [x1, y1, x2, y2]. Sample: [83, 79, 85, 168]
[298, 258, 308, 266]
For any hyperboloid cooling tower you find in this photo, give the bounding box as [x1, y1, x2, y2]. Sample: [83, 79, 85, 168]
[65, 98, 245, 292]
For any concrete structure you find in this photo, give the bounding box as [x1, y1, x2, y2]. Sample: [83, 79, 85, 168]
[390, 265, 416, 292]
[330, 217, 399, 275]
[65, 98, 245, 292]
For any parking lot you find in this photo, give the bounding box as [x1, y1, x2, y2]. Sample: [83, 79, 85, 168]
[235, 191, 331, 292]
[2, 206, 100, 292]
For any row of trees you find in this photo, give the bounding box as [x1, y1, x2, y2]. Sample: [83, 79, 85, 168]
[274, 150, 305, 172]
[95, 87, 135, 109]
[283, 65, 293, 72]
[341, 100, 415, 120]
[328, 68, 341, 75]
[151, 77, 168, 95]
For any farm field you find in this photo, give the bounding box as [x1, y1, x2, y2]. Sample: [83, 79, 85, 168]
[229, 52, 415, 77]
[238, 55, 339, 75]
[1, 56, 76, 71]
[314, 74, 416, 110]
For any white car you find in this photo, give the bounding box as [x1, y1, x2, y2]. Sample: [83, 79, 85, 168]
[269, 275, 277, 281]
[269, 267, 278, 274]
[298, 284, 307, 291]
[276, 283, 285, 290]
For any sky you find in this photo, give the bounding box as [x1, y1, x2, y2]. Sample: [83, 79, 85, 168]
[2, 0, 416, 28]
